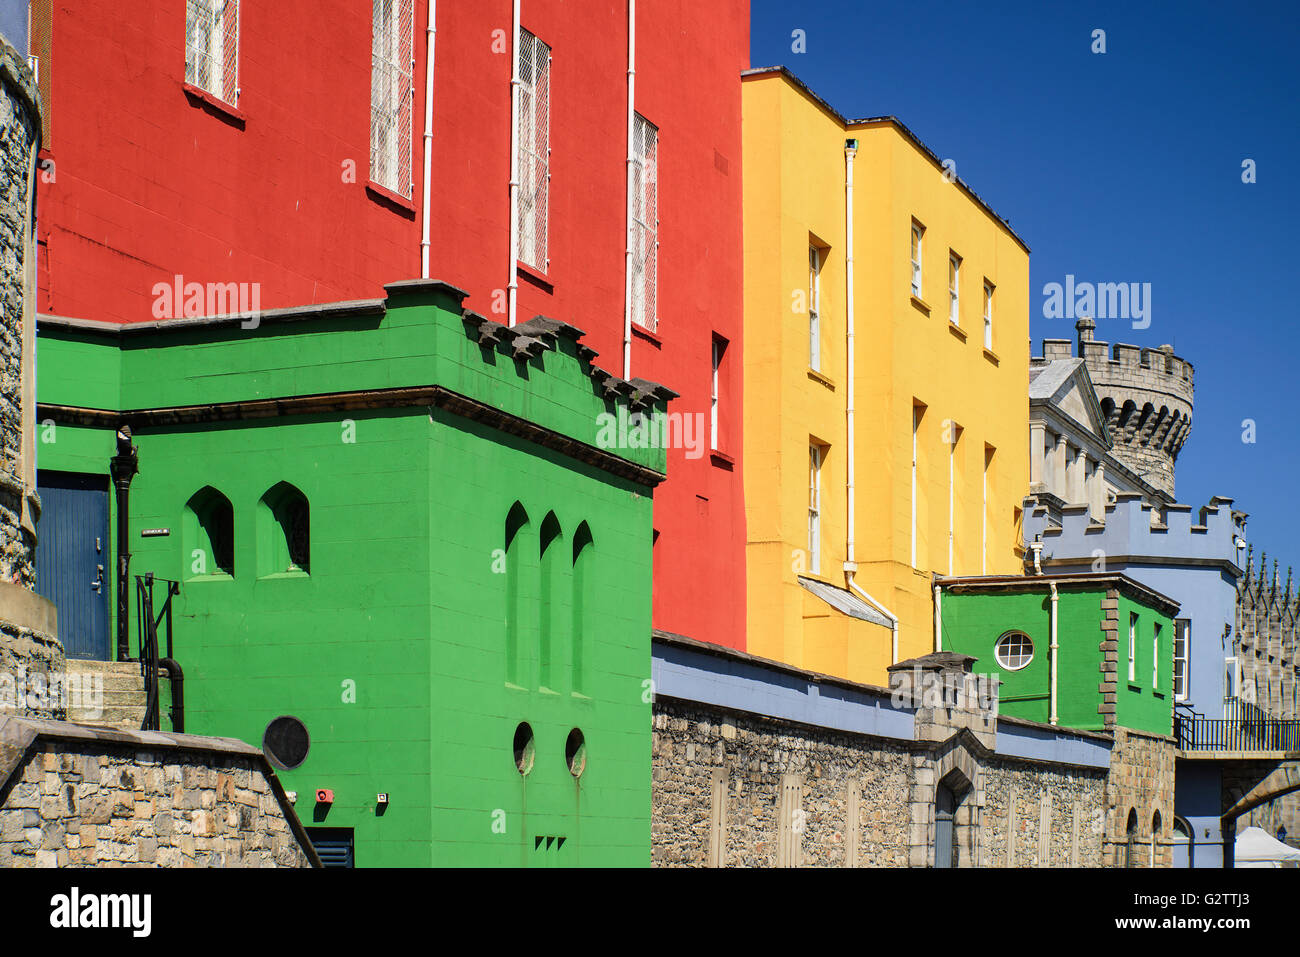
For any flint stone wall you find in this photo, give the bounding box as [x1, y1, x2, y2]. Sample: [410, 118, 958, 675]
[0, 619, 64, 719]
[981, 760, 1105, 867]
[652, 697, 1110, 867]
[0, 40, 39, 588]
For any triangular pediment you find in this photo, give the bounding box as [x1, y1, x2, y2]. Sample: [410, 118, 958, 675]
[1029, 358, 1111, 447]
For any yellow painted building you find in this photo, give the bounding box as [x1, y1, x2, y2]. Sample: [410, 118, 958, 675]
[742, 67, 1031, 686]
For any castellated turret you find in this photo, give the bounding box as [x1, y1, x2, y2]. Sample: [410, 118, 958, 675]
[1040, 318, 1193, 498]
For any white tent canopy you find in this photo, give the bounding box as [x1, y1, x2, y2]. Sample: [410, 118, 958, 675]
[1234, 826, 1300, 868]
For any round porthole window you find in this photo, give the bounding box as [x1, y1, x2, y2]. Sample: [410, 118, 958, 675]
[263, 716, 310, 770]
[995, 631, 1035, 671]
[565, 728, 586, 778]
[513, 722, 536, 776]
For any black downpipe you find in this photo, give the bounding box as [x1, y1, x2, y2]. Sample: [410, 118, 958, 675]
[108, 425, 138, 662]
[158, 658, 184, 733]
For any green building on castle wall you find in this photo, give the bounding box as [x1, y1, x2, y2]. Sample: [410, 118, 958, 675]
[34, 279, 672, 866]
[935, 573, 1179, 736]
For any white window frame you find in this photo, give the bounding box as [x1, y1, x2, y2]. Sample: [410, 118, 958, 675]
[370, 0, 414, 198]
[911, 222, 924, 297]
[711, 338, 722, 451]
[948, 252, 961, 325]
[995, 631, 1034, 671]
[981, 446, 991, 575]
[630, 113, 659, 330]
[910, 407, 919, 568]
[808, 444, 822, 575]
[517, 28, 552, 272]
[186, 0, 240, 105]
[1173, 619, 1190, 701]
[947, 426, 958, 574]
[1224, 656, 1239, 701]
[1128, 612, 1138, 682]
[809, 244, 822, 371]
[983, 281, 994, 349]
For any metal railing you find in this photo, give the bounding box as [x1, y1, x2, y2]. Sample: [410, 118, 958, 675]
[134, 574, 182, 733]
[1175, 708, 1300, 753]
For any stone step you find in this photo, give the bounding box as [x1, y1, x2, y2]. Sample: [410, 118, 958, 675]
[98, 689, 148, 705]
[62, 660, 160, 731]
[67, 705, 147, 730]
[65, 660, 150, 692]
[66, 659, 142, 675]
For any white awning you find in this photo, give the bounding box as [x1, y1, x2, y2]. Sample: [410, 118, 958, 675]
[1234, 826, 1300, 867]
[797, 576, 892, 628]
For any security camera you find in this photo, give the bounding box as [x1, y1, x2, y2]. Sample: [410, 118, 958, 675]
[1235, 538, 1247, 550]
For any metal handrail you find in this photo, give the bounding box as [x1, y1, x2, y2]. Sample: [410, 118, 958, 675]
[1175, 711, 1300, 752]
[134, 574, 180, 732]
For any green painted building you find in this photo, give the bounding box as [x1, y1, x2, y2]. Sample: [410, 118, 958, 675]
[34, 279, 672, 866]
[936, 573, 1179, 736]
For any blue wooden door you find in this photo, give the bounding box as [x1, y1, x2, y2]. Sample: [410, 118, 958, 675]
[35, 471, 110, 660]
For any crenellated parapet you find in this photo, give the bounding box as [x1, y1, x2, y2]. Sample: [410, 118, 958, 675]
[1025, 492, 1243, 574]
[1040, 318, 1193, 497]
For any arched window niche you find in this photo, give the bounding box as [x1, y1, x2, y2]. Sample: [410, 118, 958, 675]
[538, 511, 563, 692]
[504, 502, 531, 688]
[258, 482, 310, 577]
[184, 486, 235, 580]
[571, 522, 594, 697]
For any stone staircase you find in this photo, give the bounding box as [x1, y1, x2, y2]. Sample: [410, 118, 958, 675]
[64, 659, 147, 731]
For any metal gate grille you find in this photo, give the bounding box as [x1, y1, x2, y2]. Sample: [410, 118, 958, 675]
[631, 114, 658, 331]
[185, 0, 239, 104]
[370, 0, 414, 198]
[517, 30, 551, 271]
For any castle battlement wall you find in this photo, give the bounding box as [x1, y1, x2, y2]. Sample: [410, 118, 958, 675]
[1037, 318, 1193, 498]
[1026, 493, 1242, 571]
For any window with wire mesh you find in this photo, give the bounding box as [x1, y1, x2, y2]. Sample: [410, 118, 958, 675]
[185, 0, 239, 105]
[631, 114, 659, 331]
[370, 0, 414, 198]
[517, 29, 551, 271]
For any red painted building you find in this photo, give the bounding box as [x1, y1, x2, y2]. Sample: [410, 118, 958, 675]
[31, 1, 747, 651]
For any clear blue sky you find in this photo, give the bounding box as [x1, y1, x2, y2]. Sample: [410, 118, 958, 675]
[751, 0, 1300, 574]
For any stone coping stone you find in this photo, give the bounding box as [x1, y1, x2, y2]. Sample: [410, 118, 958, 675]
[0, 582, 57, 635]
[0, 716, 322, 868]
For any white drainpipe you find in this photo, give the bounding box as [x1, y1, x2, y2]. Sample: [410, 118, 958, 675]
[933, 583, 942, 651]
[848, 577, 898, 666]
[840, 143, 896, 662]
[621, 0, 636, 379]
[507, 0, 522, 326]
[419, 0, 437, 278]
[1049, 581, 1059, 725]
[844, 139, 857, 565]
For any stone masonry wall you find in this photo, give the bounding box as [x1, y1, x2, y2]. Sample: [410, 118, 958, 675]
[653, 697, 1111, 867]
[0, 738, 313, 867]
[0, 41, 39, 588]
[0, 619, 64, 719]
[652, 700, 913, 867]
[982, 760, 1106, 867]
[1103, 726, 1176, 867]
